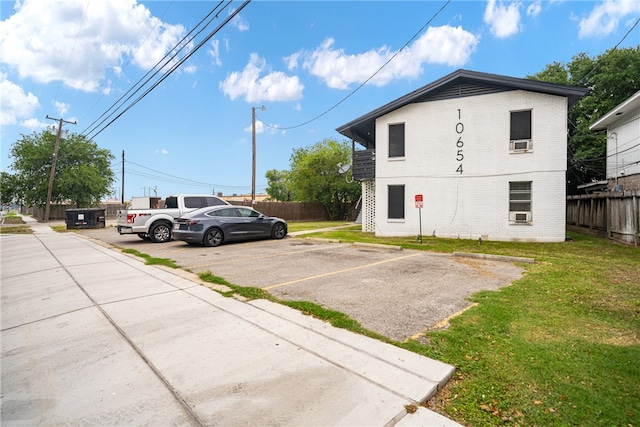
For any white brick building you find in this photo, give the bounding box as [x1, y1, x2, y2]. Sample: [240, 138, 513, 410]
[337, 70, 588, 242]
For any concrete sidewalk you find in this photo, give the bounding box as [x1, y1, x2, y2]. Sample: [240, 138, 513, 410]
[1, 219, 459, 426]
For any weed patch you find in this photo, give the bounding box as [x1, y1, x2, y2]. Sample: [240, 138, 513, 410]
[120, 248, 180, 269]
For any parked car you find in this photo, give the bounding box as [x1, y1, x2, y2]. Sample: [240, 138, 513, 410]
[116, 194, 230, 243]
[173, 205, 288, 247]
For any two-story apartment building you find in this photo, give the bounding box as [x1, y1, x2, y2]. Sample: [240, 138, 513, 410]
[337, 69, 588, 242]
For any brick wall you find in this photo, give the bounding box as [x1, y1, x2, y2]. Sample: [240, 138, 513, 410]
[371, 90, 569, 242]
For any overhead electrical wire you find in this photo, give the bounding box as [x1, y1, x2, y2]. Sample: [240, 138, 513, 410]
[128, 0, 451, 193]
[80, 1, 176, 123]
[574, 16, 640, 86]
[83, 0, 251, 140]
[261, 0, 452, 131]
[81, 0, 227, 137]
[123, 159, 257, 191]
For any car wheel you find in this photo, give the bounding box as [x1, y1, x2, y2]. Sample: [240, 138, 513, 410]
[137, 233, 150, 240]
[272, 222, 287, 239]
[204, 228, 223, 247]
[149, 222, 172, 243]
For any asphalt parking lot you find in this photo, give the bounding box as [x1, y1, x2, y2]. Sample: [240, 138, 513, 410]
[80, 226, 524, 342]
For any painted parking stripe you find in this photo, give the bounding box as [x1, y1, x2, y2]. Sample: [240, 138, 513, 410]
[262, 252, 423, 290]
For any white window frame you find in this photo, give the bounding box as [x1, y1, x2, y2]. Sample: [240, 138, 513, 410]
[509, 181, 532, 224]
[510, 110, 533, 153]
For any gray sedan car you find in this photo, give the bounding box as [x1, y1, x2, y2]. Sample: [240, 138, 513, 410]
[173, 205, 287, 247]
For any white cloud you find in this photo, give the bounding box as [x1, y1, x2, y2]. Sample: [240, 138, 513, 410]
[0, 73, 39, 126]
[162, 148, 168, 155]
[208, 40, 222, 66]
[244, 119, 264, 134]
[243, 119, 284, 136]
[183, 64, 197, 74]
[302, 26, 478, 90]
[54, 101, 69, 116]
[220, 53, 304, 103]
[284, 52, 301, 71]
[579, 0, 639, 38]
[21, 117, 48, 131]
[0, 0, 185, 92]
[526, 0, 542, 17]
[484, 0, 522, 38]
[231, 10, 249, 31]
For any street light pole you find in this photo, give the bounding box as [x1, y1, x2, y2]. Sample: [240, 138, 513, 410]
[251, 105, 265, 205]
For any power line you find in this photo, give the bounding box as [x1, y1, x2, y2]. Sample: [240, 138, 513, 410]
[575, 17, 640, 85]
[124, 159, 261, 191]
[83, 1, 251, 140]
[80, 1, 176, 124]
[262, 0, 452, 131]
[82, 1, 222, 134]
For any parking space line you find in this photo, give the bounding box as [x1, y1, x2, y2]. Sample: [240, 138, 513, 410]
[262, 253, 422, 290]
[182, 245, 340, 270]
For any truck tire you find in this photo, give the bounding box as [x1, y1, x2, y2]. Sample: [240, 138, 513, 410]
[150, 221, 172, 243]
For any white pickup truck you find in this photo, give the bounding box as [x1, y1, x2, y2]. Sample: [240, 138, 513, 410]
[116, 194, 229, 243]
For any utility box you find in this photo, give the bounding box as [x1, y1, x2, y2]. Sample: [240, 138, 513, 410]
[65, 208, 106, 229]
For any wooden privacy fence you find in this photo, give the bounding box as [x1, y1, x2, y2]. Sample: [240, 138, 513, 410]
[230, 201, 330, 222]
[567, 190, 640, 246]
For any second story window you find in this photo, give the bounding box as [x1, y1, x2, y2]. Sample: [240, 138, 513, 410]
[389, 123, 405, 158]
[510, 110, 532, 152]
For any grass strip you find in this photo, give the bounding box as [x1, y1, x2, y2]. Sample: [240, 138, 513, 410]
[120, 248, 180, 269]
[0, 225, 32, 234]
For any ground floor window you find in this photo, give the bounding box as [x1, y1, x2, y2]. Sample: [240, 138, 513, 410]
[509, 181, 532, 222]
[388, 185, 405, 219]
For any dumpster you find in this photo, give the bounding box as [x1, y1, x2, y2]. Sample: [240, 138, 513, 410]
[65, 208, 106, 229]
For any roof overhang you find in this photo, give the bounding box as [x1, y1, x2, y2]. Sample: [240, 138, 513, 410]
[589, 90, 640, 131]
[336, 69, 589, 148]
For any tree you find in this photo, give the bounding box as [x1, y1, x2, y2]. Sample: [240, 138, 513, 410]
[288, 138, 361, 220]
[265, 169, 291, 201]
[528, 46, 640, 193]
[8, 131, 115, 207]
[0, 171, 21, 206]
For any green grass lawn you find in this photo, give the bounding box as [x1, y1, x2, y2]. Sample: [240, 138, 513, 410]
[306, 226, 639, 426]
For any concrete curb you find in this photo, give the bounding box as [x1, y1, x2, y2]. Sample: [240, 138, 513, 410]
[453, 251, 535, 264]
[352, 241, 403, 251]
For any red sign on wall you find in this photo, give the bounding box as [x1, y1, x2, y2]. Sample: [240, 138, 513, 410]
[415, 194, 423, 209]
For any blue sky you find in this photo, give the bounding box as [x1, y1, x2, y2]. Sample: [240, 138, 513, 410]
[1, 0, 638, 201]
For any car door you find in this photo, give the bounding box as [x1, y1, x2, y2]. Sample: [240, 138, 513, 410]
[210, 207, 242, 240]
[236, 207, 271, 238]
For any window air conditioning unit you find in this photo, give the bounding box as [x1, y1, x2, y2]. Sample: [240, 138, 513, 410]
[510, 139, 532, 152]
[510, 211, 531, 223]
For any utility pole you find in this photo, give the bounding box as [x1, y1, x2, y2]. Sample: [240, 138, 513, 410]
[251, 105, 266, 205]
[44, 115, 76, 222]
[121, 150, 125, 203]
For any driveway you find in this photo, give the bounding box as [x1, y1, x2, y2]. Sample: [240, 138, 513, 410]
[81, 226, 524, 342]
